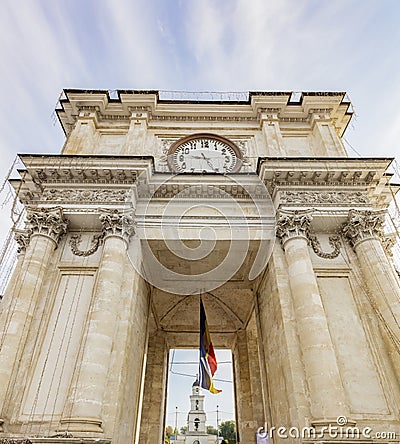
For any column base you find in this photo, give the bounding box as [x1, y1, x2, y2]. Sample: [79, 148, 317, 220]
[58, 417, 103, 433]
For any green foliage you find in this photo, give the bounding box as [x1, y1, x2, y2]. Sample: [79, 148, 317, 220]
[165, 425, 173, 437]
[207, 425, 218, 435]
[219, 420, 236, 441]
[180, 425, 188, 434]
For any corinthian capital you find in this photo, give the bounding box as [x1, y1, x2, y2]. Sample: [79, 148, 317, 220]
[99, 209, 135, 243]
[342, 209, 385, 249]
[26, 207, 68, 245]
[14, 229, 31, 253]
[276, 209, 313, 246]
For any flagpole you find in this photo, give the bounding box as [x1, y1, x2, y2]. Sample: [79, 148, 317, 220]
[216, 404, 220, 441]
[175, 406, 178, 441]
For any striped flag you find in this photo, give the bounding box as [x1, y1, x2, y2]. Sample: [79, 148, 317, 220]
[199, 299, 221, 394]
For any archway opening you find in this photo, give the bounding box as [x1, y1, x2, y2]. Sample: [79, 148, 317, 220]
[165, 348, 237, 443]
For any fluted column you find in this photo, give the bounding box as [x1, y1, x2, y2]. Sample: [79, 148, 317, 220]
[0, 208, 67, 427]
[343, 209, 400, 345]
[276, 210, 348, 423]
[60, 209, 135, 433]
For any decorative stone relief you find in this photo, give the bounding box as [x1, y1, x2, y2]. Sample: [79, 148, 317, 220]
[158, 138, 179, 172]
[382, 234, 396, 258]
[69, 233, 104, 257]
[99, 209, 135, 243]
[22, 207, 68, 246]
[13, 229, 31, 253]
[32, 168, 136, 184]
[41, 188, 129, 203]
[0, 440, 32, 444]
[342, 209, 385, 249]
[276, 209, 312, 245]
[276, 209, 341, 258]
[308, 234, 341, 259]
[280, 190, 369, 206]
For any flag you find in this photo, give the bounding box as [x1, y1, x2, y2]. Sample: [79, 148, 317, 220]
[199, 298, 221, 394]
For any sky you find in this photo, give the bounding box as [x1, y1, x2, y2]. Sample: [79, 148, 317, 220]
[1, 0, 400, 433]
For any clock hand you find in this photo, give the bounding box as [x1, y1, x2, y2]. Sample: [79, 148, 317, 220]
[205, 158, 219, 173]
[186, 154, 203, 160]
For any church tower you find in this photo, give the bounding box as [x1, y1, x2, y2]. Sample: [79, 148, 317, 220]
[185, 378, 210, 444]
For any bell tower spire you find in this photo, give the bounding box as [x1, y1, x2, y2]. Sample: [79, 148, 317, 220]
[186, 378, 209, 443]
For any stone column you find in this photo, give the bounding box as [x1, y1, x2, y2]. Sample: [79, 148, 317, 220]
[139, 330, 168, 444]
[343, 209, 400, 346]
[60, 209, 135, 433]
[234, 330, 257, 444]
[0, 208, 67, 429]
[276, 210, 349, 424]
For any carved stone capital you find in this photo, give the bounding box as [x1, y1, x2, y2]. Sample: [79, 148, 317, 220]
[382, 233, 396, 257]
[276, 209, 313, 246]
[13, 229, 31, 253]
[99, 209, 135, 243]
[24, 207, 68, 246]
[342, 209, 385, 249]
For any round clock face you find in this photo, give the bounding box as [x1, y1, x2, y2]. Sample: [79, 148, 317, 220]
[167, 134, 242, 173]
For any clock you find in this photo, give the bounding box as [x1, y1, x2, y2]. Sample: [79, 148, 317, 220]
[167, 133, 243, 173]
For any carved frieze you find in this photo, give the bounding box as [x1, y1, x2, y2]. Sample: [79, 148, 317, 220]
[264, 169, 377, 194]
[280, 190, 369, 206]
[0, 439, 32, 444]
[40, 188, 129, 204]
[32, 168, 136, 184]
[342, 209, 385, 249]
[139, 183, 267, 200]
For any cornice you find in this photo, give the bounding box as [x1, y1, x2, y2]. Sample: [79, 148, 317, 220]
[56, 89, 352, 137]
[259, 157, 396, 209]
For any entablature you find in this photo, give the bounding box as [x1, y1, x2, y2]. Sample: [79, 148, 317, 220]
[258, 157, 397, 210]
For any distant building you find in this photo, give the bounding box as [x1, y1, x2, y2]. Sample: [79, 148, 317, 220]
[173, 378, 218, 444]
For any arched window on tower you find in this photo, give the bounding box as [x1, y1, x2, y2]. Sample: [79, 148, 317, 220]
[195, 399, 199, 410]
[194, 418, 200, 431]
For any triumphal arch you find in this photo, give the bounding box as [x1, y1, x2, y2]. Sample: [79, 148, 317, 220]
[0, 90, 399, 443]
